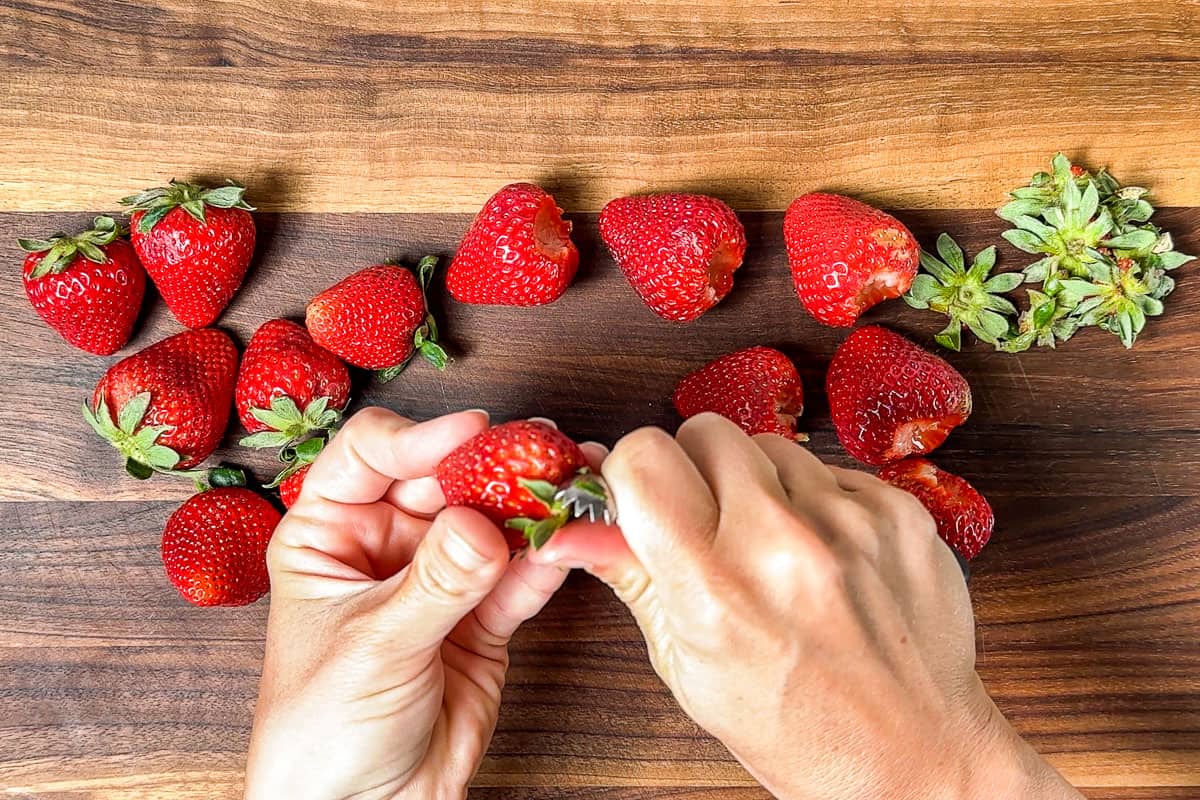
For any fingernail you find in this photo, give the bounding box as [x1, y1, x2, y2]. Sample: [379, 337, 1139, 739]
[464, 408, 491, 420]
[528, 416, 557, 429]
[581, 440, 610, 455]
[444, 528, 489, 570]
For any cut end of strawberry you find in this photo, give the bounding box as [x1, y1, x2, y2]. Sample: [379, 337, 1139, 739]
[853, 268, 908, 314]
[885, 415, 966, 462]
[534, 202, 574, 265]
[706, 240, 742, 299]
[774, 388, 806, 440]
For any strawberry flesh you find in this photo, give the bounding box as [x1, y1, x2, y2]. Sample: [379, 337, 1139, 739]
[879, 458, 994, 559]
[827, 326, 971, 465]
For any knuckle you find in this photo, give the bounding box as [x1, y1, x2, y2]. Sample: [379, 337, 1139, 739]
[415, 549, 471, 602]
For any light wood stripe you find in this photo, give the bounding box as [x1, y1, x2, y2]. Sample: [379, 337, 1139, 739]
[4, 0, 1200, 65]
[1, 65, 1198, 212]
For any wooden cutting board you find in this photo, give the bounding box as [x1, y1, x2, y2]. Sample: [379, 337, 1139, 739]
[2, 3, 1198, 798]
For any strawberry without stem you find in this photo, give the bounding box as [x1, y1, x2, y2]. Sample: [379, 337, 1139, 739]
[306, 257, 448, 382]
[122, 180, 256, 329]
[784, 193, 919, 326]
[879, 458, 994, 560]
[599, 193, 746, 322]
[673, 346, 805, 439]
[20, 216, 146, 355]
[436, 420, 598, 550]
[447, 183, 579, 306]
[84, 329, 238, 478]
[235, 319, 350, 448]
[826, 326, 971, 466]
[161, 487, 281, 606]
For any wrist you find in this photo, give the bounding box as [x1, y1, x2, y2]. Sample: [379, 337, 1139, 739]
[959, 694, 1084, 800]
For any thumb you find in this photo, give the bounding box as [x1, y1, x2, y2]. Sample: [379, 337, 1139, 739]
[386, 506, 510, 656]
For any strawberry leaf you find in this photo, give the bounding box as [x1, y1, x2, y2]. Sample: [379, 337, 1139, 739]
[117, 392, 152, 435]
[518, 478, 559, 507]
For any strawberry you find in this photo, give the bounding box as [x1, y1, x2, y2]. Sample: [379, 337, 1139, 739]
[235, 319, 350, 448]
[83, 329, 238, 478]
[306, 257, 447, 381]
[19, 216, 146, 355]
[161, 487, 281, 606]
[784, 193, 919, 326]
[121, 180, 256, 328]
[826, 326, 971, 466]
[278, 463, 310, 509]
[673, 346, 805, 439]
[446, 183, 579, 306]
[878, 458, 994, 559]
[599, 193, 746, 321]
[436, 420, 600, 550]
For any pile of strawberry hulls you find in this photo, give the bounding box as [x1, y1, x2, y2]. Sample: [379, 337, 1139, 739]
[29, 171, 1116, 608]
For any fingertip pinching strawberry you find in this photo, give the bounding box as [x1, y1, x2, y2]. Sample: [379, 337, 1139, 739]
[435, 420, 609, 551]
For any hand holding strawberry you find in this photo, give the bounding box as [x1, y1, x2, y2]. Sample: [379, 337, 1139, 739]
[121, 179, 256, 329]
[246, 409, 574, 799]
[20, 216, 146, 355]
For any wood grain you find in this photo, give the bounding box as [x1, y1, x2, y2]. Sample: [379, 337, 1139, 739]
[2, 207, 1199, 796]
[3, 0, 1200, 66]
[2, 63, 1199, 212]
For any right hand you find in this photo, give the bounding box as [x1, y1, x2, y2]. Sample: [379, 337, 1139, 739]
[531, 413, 1083, 800]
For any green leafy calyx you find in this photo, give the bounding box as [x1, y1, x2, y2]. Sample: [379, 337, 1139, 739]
[119, 179, 255, 234]
[82, 393, 181, 477]
[239, 395, 342, 449]
[19, 216, 122, 278]
[904, 234, 1021, 351]
[375, 256, 450, 383]
[505, 469, 609, 550]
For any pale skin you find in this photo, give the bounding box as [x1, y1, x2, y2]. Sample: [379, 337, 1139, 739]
[245, 407, 1085, 800]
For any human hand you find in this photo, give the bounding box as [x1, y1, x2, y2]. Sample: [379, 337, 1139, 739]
[532, 413, 1083, 800]
[244, 408, 592, 799]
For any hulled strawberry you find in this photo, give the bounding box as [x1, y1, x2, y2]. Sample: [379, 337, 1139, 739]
[599, 193, 746, 321]
[121, 179, 256, 328]
[306, 257, 447, 382]
[235, 319, 350, 448]
[447, 183, 579, 306]
[84, 329, 238, 478]
[673, 346, 805, 439]
[826, 326, 971, 466]
[436, 420, 602, 550]
[19, 216, 146, 355]
[784, 193, 919, 326]
[161, 487, 281, 606]
[879, 458, 994, 559]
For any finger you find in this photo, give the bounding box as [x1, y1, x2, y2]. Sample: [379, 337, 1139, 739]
[384, 506, 511, 656]
[579, 441, 609, 472]
[528, 416, 557, 428]
[601, 426, 719, 593]
[829, 465, 888, 493]
[308, 408, 490, 505]
[753, 434, 840, 502]
[467, 555, 570, 647]
[675, 413, 789, 509]
[527, 520, 654, 614]
[383, 475, 446, 518]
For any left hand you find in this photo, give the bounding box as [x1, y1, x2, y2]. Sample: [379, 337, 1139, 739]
[244, 407, 584, 799]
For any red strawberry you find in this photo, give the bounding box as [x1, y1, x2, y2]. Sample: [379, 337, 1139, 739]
[161, 487, 281, 606]
[235, 319, 350, 448]
[826, 326, 971, 466]
[84, 329, 238, 477]
[784, 193, 919, 326]
[673, 346, 804, 439]
[278, 463, 310, 509]
[19, 216, 146, 355]
[121, 180, 256, 328]
[306, 257, 447, 381]
[447, 183, 579, 306]
[599, 193, 746, 321]
[879, 458, 994, 559]
[436, 420, 597, 550]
